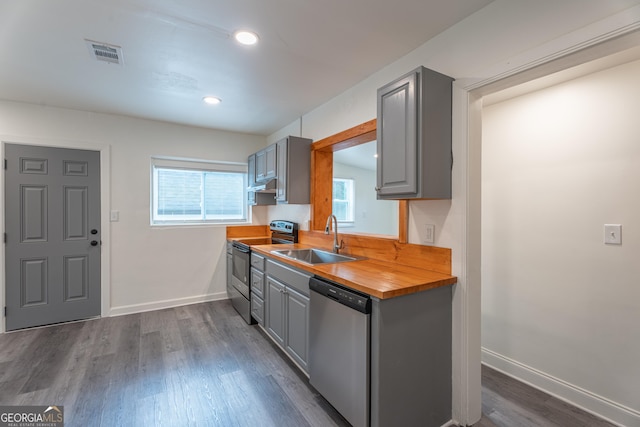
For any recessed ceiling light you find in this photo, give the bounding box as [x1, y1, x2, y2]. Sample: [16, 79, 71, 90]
[203, 96, 222, 105]
[234, 30, 259, 46]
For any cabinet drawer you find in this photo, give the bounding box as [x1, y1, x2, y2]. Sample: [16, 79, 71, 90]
[251, 268, 265, 298]
[251, 253, 265, 270]
[266, 259, 311, 296]
[251, 294, 264, 325]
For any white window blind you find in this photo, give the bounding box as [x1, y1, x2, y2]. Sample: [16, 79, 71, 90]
[151, 157, 248, 225]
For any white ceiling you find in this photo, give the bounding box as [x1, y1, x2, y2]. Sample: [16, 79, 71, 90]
[334, 141, 377, 171]
[0, 0, 493, 135]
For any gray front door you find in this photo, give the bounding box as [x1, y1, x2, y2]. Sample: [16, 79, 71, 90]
[5, 144, 101, 331]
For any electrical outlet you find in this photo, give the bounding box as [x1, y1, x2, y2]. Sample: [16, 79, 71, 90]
[604, 224, 621, 245]
[425, 224, 435, 244]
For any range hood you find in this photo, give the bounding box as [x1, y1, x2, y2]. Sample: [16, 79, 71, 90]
[249, 178, 277, 193]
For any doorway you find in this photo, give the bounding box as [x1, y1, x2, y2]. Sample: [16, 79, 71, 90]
[4, 144, 101, 330]
[473, 43, 640, 426]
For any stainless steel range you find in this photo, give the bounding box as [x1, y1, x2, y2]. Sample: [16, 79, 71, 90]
[229, 220, 298, 324]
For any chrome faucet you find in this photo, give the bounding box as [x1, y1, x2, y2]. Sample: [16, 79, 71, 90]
[325, 215, 344, 254]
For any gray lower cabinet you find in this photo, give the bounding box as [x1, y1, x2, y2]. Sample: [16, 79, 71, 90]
[370, 285, 452, 427]
[284, 286, 309, 369]
[250, 292, 264, 324]
[250, 268, 265, 324]
[265, 258, 311, 373]
[250, 253, 266, 325]
[257, 254, 452, 425]
[376, 66, 453, 200]
[266, 277, 286, 346]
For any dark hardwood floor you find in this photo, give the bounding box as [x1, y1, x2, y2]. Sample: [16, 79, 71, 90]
[473, 366, 616, 427]
[0, 300, 617, 427]
[0, 300, 349, 427]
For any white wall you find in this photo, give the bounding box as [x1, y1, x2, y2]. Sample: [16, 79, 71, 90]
[266, 1, 640, 424]
[0, 100, 266, 321]
[333, 162, 397, 236]
[260, 203, 311, 231]
[482, 59, 640, 425]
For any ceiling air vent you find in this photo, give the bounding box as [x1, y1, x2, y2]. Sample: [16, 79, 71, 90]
[85, 39, 123, 65]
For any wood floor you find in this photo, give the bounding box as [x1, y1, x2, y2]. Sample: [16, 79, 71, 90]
[0, 300, 617, 427]
[0, 300, 350, 427]
[473, 366, 616, 427]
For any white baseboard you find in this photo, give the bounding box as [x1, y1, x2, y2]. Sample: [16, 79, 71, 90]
[109, 292, 228, 317]
[481, 347, 640, 427]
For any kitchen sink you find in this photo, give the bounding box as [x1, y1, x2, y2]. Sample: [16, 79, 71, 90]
[272, 248, 360, 265]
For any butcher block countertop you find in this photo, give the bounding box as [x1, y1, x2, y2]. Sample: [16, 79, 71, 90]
[250, 243, 457, 300]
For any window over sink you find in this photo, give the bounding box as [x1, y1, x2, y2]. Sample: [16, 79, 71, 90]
[332, 177, 354, 224]
[151, 157, 248, 225]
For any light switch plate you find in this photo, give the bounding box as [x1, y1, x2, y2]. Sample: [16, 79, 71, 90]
[604, 224, 621, 245]
[110, 210, 120, 222]
[425, 224, 435, 244]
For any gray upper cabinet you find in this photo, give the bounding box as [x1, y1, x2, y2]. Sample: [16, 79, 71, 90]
[247, 153, 276, 206]
[247, 135, 311, 205]
[247, 153, 257, 187]
[247, 154, 256, 206]
[376, 66, 453, 199]
[275, 136, 312, 204]
[255, 144, 277, 182]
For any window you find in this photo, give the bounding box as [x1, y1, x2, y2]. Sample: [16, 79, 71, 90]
[151, 157, 248, 225]
[332, 178, 355, 223]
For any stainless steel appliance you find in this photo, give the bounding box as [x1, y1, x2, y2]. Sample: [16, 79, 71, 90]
[309, 276, 372, 427]
[226, 241, 234, 309]
[230, 220, 298, 324]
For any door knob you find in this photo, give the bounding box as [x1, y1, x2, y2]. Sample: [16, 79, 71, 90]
[91, 229, 98, 235]
[90, 240, 99, 246]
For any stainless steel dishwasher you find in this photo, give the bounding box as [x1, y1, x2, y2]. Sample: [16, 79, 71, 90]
[309, 276, 371, 427]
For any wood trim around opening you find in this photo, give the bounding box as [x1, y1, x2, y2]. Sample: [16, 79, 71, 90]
[310, 118, 408, 243]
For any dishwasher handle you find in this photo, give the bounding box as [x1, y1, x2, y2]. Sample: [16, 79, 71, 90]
[309, 276, 371, 314]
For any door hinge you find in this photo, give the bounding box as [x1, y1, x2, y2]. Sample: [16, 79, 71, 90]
[3, 159, 6, 170]
[3, 233, 6, 244]
[4, 307, 6, 317]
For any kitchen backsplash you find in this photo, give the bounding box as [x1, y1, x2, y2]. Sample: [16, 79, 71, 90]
[252, 204, 311, 230]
